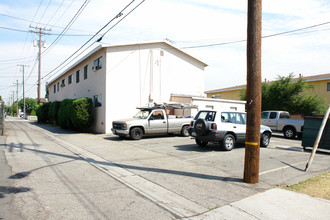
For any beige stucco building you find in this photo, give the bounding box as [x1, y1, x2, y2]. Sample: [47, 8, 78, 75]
[48, 41, 207, 133]
[205, 73, 330, 104]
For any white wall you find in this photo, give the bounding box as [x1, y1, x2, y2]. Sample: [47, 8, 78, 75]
[49, 42, 206, 134]
[49, 49, 107, 133]
[192, 97, 246, 117]
[104, 43, 206, 133]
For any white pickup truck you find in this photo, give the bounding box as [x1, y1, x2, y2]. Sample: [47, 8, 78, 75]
[261, 111, 304, 139]
[111, 107, 192, 140]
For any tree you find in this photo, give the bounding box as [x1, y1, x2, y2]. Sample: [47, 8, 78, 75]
[240, 73, 327, 115]
[18, 98, 38, 115]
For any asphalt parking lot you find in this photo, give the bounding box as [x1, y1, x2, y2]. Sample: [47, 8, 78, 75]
[2, 119, 330, 219]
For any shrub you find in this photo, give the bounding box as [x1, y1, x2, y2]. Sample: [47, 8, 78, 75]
[36, 103, 50, 123]
[48, 101, 61, 125]
[58, 99, 74, 129]
[30, 109, 36, 116]
[71, 98, 94, 131]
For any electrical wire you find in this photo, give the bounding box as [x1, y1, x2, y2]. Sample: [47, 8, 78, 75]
[0, 12, 91, 33]
[0, 26, 96, 36]
[36, 0, 53, 26]
[182, 21, 330, 49]
[41, 0, 91, 56]
[42, 0, 143, 81]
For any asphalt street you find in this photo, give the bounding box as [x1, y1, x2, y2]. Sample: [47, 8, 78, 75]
[1, 117, 329, 219]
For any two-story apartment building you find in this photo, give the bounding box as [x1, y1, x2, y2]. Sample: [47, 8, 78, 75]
[48, 41, 207, 133]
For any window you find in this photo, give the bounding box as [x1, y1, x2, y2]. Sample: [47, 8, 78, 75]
[76, 70, 80, 83]
[57, 82, 59, 91]
[151, 111, 164, 120]
[279, 112, 290, 119]
[194, 111, 216, 121]
[212, 94, 221, 99]
[68, 75, 72, 84]
[94, 95, 102, 107]
[269, 112, 277, 119]
[261, 112, 269, 119]
[61, 79, 65, 87]
[84, 65, 88, 79]
[53, 85, 56, 93]
[221, 112, 231, 123]
[327, 82, 330, 91]
[93, 57, 102, 70]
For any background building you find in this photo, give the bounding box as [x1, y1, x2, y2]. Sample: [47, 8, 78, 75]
[48, 41, 207, 133]
[205, 73, 330, 104]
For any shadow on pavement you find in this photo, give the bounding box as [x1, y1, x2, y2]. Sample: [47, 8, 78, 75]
[6, 143, 242, 183]
[0, 186, 31, 199]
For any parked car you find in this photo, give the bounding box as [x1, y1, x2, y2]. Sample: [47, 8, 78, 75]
[112, 105, 192, 140]
[261, 111, 304, 139]
[189, 110, 272, 151]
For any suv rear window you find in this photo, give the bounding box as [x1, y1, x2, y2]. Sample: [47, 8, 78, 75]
[194, 111, 216, 121]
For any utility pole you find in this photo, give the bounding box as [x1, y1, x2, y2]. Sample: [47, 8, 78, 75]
[18, 64, 29, 119]
[11, 91, 14, 116]
[243, 0, 262, 183]
[16, 80, 19, 117]
[30, 26, 51, 104]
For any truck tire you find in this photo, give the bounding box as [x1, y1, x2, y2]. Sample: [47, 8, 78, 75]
[194, 119, 209, 136]
[130, 127, 143, 140]
[260, 132, 270, 147]
[181, 125, 189, 137]
[221, 134, 235, 151]
[283, 127, 296, 139]
[195, 138, 208, 147]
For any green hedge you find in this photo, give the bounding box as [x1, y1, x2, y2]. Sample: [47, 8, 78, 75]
[48, 101, 61, 125]
[71, 98, 93, 131]
[36, 98, 94, 131]
[58, 99, 74, 129]
[36, 103, 50, 123]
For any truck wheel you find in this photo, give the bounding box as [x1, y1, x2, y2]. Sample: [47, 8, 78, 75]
[221, 134, 235, 151]
[181, 126, 189, 137]
[130, 127, 143, 140]
[195, 139, 208, 147]
[260, 133, 270, 147]
[194, 119, 209, 136]
[283, 127, 296, 139]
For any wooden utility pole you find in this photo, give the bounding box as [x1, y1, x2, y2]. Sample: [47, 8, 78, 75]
[16, 80, 19, 117]
[30, 26, 51, 104]
[18, 64, 29, 119]
[243, 0, 262, 183]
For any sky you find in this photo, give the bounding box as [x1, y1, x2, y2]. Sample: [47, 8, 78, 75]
[1, 0, 330, 105]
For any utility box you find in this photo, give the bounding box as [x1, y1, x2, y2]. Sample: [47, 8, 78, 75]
[302, 116, 330, 150]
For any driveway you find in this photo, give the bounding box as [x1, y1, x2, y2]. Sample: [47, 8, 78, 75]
[1, 118, 330, 219]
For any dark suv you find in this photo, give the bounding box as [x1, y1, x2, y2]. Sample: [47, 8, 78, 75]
[189, 110, 272, 151]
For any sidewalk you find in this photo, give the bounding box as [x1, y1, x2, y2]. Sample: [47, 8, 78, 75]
[186, 188, 330, 219]
[0, 134, 24, 220]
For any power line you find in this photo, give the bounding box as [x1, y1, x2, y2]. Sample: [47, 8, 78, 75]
[41, 0, 91, 56]
[42, 0, 145, 81]
[182, 21, 330, 49]
[0, 26, 96, 36]
[0, 12, 91, 33]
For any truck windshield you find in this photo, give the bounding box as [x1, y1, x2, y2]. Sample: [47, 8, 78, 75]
[134, 110, 151, 119]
